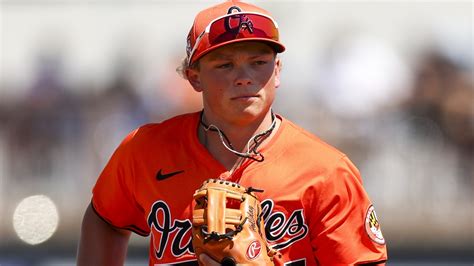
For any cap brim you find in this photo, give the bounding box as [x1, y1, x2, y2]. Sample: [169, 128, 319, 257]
[192, 38, 285, 64]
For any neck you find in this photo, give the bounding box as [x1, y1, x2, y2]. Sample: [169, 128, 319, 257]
[198, 110, 279, 171]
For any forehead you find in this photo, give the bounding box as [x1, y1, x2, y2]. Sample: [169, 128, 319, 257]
[203, 41, 275, 61]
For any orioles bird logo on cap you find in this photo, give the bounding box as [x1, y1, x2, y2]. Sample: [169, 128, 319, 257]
[225, 6, 254, 35]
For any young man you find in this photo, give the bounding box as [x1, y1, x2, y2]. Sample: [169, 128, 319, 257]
[77, 1, 388, 265]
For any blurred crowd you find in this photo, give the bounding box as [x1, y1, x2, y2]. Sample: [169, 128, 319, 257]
[403, 50, 473, 182]
[2, 47, 473, 223]
[0, 35, 472, 259]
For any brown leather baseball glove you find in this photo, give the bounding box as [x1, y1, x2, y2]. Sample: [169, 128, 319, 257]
[192, 179, 279, 266]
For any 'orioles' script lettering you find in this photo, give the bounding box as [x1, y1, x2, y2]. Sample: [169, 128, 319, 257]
[147, 199, 308, 260]
[261, 199, 308, 250]
[147, 201, 193, 259]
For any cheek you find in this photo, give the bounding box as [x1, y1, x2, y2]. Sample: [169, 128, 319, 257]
[201, 76, 228, 102]
[201, 71, 230, 88]
[260, 66, 278, 88]
[204, 75, 238, 100]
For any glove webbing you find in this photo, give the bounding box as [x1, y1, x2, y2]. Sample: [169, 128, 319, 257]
[202, 217, 248, 242]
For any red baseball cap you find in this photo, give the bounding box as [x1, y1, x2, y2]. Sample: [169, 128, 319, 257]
[186, 0, 286, 66]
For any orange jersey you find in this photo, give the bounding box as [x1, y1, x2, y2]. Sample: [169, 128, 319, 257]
[92, 112, 387, 265]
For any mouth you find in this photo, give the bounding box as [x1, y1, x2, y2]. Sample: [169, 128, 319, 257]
[231, 94, 259, 100]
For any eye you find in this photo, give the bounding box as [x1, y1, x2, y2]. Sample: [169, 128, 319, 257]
[253, 60, 268, 66]
[215, 62, 233, 69]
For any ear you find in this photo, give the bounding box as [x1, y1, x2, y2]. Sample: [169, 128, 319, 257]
[274, 57, 282, 88]
[186, 67, 202, 92]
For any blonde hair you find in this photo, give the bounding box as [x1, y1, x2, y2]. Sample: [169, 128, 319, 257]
[176, 57, 200, 80]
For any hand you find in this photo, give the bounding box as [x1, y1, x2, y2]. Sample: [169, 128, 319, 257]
[199, 254, 242, 266]
[198, 254, 220, 266]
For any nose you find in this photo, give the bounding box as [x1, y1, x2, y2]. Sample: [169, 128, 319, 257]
[234, 65, 253, 87]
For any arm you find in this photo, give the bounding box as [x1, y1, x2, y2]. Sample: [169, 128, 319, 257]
[77, 203, 131, 266]
[309, 156, 387, 264]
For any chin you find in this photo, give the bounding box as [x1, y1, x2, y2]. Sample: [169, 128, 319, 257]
[233, 106, 269, 123]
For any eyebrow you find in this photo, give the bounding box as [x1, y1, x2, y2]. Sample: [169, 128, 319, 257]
[206, 54, 233, 61]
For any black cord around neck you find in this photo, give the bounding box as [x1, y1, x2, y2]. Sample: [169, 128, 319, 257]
[199, 111, 276, 162]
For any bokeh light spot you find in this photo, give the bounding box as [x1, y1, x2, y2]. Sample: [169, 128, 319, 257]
[13, 195, 59, 245]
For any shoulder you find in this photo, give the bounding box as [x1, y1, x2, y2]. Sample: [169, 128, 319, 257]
[275, 115, 363, 184]
[279, 116, 346, 163]
[118, 112, 199, 150]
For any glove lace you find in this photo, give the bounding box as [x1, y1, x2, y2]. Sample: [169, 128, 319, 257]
[202, 217, 248, 242]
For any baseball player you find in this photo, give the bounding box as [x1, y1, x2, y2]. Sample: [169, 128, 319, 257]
[77, 1, 388, 265]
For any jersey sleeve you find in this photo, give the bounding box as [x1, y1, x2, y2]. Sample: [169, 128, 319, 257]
[309, 156, 387, 265]
[91, 129, 150, 236]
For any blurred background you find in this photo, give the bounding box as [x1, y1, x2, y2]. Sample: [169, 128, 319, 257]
[0, 0, 472, 265]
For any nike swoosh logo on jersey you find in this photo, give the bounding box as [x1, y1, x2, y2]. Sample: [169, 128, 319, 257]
[156, 169, 184, 181]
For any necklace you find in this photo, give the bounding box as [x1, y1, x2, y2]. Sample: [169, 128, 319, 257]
[200, 110, 276, 162]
